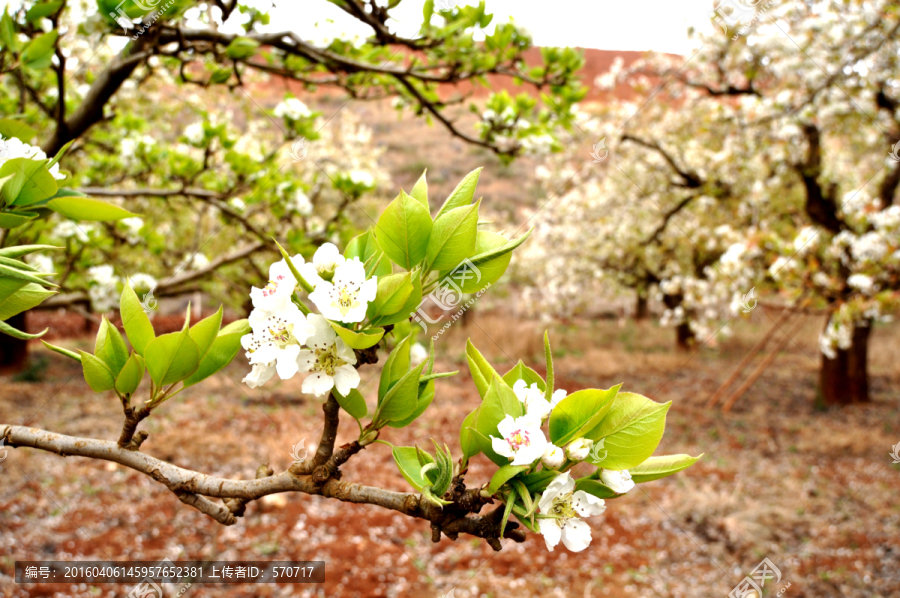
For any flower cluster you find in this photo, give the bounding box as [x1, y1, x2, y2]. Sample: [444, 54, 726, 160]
[241, 243, 377, 395]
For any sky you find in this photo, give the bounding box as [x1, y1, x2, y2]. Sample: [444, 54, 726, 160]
[258, 0, 719, 54]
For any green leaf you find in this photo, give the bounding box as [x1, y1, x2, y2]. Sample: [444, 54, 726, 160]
[520, 470, 557, 494]
[115, 352, 145, 395]
[0, 318, 46, 339]
[474, 376, 523, 441]
[47, 197, 136, 221]
[465, 339, 503, 399]
[502, 360, 545, 392]
[379, 334, 411, 400]
[183, 319, 250, 388]
[0, 244, 59, 258]
[0, 158, 58, 206]
[345, 228, 384, 263]
[500, 484, 517, 539]
[26, 1, 63, 22]
[329, 322, 384, 350]
[584, 392, 671, 470]
[438, 230, 516, 293]
[575, 479, 620, 499]
[549, 385, 621, 447]
[488, 464, 530, 495]
[144, 328, 201, 388]
[425, 202, 479, 272]
[376, 361, 426, 423]
[375, 190, 433, 270]
[368, 272, 413, 318]
[459, 407, 480, 462]
[0, 119, 38, 143]
[41, 340, 81, 362]
[0, 212, 37, 229]
[0, 9, 17, 53]
[392, 445, 434, 492]
[0, 281, 55, 320]
[225, 36, 260, 59]
[0, 263, 57, 287]
[410, 169, 429, 211]
[629, 454, 702, 483]
[94, 316, 129, 376]
[468, 228, 532, 268]
[333, 388, 368, 420]
[369, 271, 422, 327]
[435, 167, 481, 220]
[78, 350, 116, 392]
[385, 378, 434, 428]
[468, 426, 509, 467]
[189, 307, 224, 358]
[21, 30, 59, 70]
[120, 283, 155, 356]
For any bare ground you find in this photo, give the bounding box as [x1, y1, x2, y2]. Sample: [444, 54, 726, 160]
[1, 308, 898, 598]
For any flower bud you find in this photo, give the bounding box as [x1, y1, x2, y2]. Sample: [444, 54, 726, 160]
[565, 438, 593, 462]
[358, 428, 379, 447]
[541, 444, 565, 469]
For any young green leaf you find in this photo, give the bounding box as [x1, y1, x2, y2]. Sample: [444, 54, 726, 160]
[410, 169, 429, 210]
[0, 281, 55, 320]
[574, 479, 620, 499]
[333, 388, 368, 420]
[375, 190, 433, 270]
[549, 385, 621, 447]
[189, 306, 224, 358]
[376, 361, 427, 423]
[435, 167, 481, 220]
[392, 445, 435, 492]
[120, 283, 155, 356]
[144, 328, 201, 388]
[385, 378, 434, 428]
[465, 339, 503, 399]
[78, 350, 116, 392]
[115, 352, 145, 395]
[501, 360, 545, 392]
[367, 272, 413, 318]
[544, 331, 554, 404]
[183, 319, 250, 388]
[368, 271, 422, 327]
[459, 407, 480, 462]
[379, 334, 411, 400]
[425, 201, 479, 272]
[474, 376, 523, 440]
[584, 392, 671, 470]
[46, 197, 136, 221]
[488, 464, 530, 495]
[42, 340, 81, 362]
[94, 317, 129, 377]
[629, 454, 703, 483]
[329, 322, 384, 350]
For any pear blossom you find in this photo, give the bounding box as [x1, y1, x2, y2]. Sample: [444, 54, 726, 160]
[410, 342, 429, 366]
[242, 304, 315, 381]
[600, 469, 635, 494]
[512, 379, 552, 420]
[491, 413, 548, 466]
[296, 314, 360, 396]
[242, 362, 276, 389]
[537, 472, 606, 552]
[251, 254, 304, 311]
[289, 190, 314, 216]
[184, 122, 205, 145]
[308, 257, 376, 323]
[274, 97, 312, 120]
[300, 243, 345, 287]
[541, 444, 565, 469]
[566, 438, 593, 462]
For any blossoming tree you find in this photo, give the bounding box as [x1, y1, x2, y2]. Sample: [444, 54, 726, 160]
[2, 171, 699, 552]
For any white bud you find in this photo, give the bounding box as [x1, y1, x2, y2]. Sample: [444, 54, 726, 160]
[600, 469, 635, 494]
[565, 438, 593, 462]
[541, 444, 565, 469]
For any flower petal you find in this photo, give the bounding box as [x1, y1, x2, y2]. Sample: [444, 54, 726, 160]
[333, 364, 361, 396]
[538, 519, 562, 552]
[302, 372, 334, 396]
[572, 490, 607, 517]
[560, 518, 592, 552]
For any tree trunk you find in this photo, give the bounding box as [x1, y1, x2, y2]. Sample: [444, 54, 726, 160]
[635, 290, 649, 321]
[0, 312, 29, 373]
[818, 322, 871, 406]
[675, 322, 695, 351]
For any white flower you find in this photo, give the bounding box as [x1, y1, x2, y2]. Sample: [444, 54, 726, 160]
[242, 305, 315, 381]
[348, 170, 374, 187]
[491, 413, 548, 466]
[289, 190, 314, 216]
[180, 253, 210, 271]
[550, 388, 567, 409]
[274, 98, 312, 120]
[308, 257, 376, 323]
[537, 472, 606, 552]
[847, 273, 877, 295]
[242, 362, 276, 389]
[0, 135, 65, 180]
[512, 379, 552, 420]
[541, 444, 565, 469]
[130, 273, 156, 291]
[119, 217, 144, 243]
[300, 242, 345, 287]
[184, 122, 205, 145]
[410, 342, 429, 366]
[600, 469, 634, 494]
[566, 438, 593, 462]
[52, 221, 94, 243]
[250, 254, 303, 312]
[296, 314, 360, 396]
